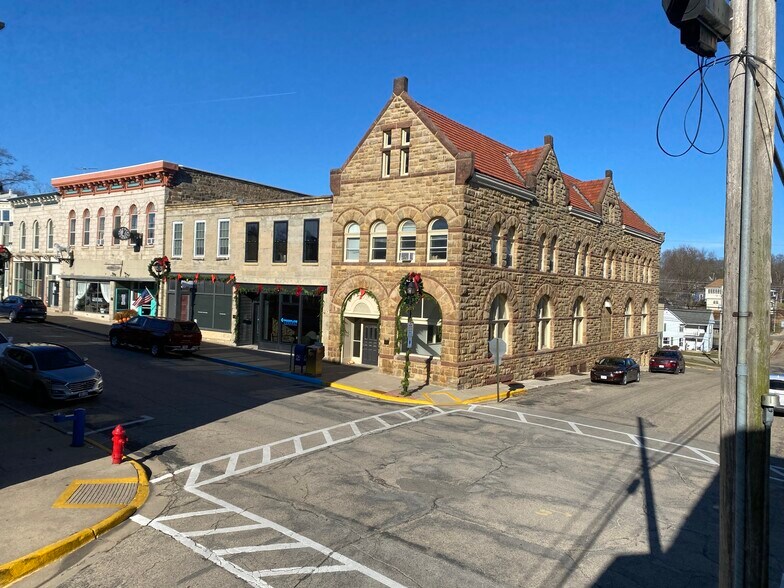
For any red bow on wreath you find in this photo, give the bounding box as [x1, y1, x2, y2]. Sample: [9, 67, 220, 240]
[359, 288, 366, 299]
[276, 284, 282, 293]
[295, 285, 303, 297]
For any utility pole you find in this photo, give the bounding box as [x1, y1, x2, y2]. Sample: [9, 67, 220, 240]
[719, 0, 775, 586]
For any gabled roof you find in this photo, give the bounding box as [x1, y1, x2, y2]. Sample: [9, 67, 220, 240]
[706, 278, 724, 288]
[412, 99, 659, 238]
[668, 307, 714, 326]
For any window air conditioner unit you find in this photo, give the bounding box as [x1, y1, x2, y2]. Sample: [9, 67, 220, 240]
[147, 238, 155, 246]
[96, 239, 104, 246]
[399, 251, 415, 263]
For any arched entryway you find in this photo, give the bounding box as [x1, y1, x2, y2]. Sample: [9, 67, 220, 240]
[342, 291, 380, 366]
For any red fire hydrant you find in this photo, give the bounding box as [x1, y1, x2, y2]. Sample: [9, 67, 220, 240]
[111, 425, 127, 464]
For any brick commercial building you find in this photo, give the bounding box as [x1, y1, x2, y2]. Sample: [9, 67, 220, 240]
[326, 77, 663, 389]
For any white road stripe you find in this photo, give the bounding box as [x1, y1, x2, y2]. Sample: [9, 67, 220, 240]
[293, 436, 303, 454]
[213, 543, 306, 556]
[626, 433, 642, 447]
[85, 415, 154, 436]
[226, 454, 239, 476]
[181, 523, 268, 538]
[149, 473, 173, 484]
[323, 429, 334, 443]
[689, 447, 720, 466]
[156, 508, 231, 522]
[254, 564, 353, 577]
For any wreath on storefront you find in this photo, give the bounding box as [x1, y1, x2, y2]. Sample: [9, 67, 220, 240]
[148, 256, 171, 280]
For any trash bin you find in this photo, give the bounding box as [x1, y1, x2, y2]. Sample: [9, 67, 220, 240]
[305, 343, 324, 377]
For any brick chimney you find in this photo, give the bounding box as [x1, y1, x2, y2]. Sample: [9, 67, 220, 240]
[393, 76, 409, 95]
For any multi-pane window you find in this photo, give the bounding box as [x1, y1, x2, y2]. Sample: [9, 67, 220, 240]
[146, 203, 156, 245]
[303, 219, 319, 263]
[603, 250, 611, 278]
[97, 208, 105, 246]
[572, 298, 586, 345]
[46, 220, 54, 250]
[113, 207, 121, 245]
[217, 219, 230, 257]
[32, 221, 39, 250]
[536, 296, 552, 350]
[504, 229, 515, 268]
[273, 220, 288, 263]
[172, 222, 183, 257]
[624, 300, 633, 338]
[344, 222, 360, 262]
[381, 130, 392, 178]
[489, 295, 509, 346]
[194, 221, 206, 257]
[641, 300, 649, 335]
[601, 299, 612, 341]
[129, 204, 138, 234]
[19, 221, 26, 250]
[491, 224, 501, 266]
[547, 237, 557, 272]
[245, 222, 259, 263]
[581, 245, 590, 276]
[427, 217, 448, 262]
[82, 209, 91, 246]
[400, 127, 411, 176]
[68, 211, 76, 247]
[401, 294, 442, 357]
[575, 241, 582, 275]
[398, 219, 416, 262]
[370, 221, 387, 261]
[539, 234, 548, 271]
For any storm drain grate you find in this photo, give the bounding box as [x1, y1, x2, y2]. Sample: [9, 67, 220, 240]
[53, 478, 137, 508]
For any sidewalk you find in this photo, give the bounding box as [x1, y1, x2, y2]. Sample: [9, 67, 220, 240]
[0, 402, 148, 586]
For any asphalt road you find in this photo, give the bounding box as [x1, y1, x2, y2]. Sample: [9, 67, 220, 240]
[3, 321, 783, 587]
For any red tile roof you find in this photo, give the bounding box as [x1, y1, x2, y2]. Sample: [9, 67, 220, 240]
[414, 101, 659, 239]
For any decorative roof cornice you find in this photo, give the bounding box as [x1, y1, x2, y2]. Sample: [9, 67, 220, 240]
[623, 225, 664, 244]
[10, 192, 59, 207]
[52, 161, 179, 197]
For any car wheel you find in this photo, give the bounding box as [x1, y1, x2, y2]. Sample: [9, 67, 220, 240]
[35, 384, 52, 407]
[682, 365, 686, 373]
[636, 371, 641, 383]
[110, 334, 121, 348]
[150, 342, 163, 357]
[9, 311, 18, 323]
[621, 373, 628, 385]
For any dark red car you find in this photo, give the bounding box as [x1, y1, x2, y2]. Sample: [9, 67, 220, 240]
[590, 356, 641, 385]
[109, 316, 201, 357]
[649, 349, 686, 374]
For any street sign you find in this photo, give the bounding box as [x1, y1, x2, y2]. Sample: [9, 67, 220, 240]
[407, 320, 414, 350]
[489, 338, 507, 366]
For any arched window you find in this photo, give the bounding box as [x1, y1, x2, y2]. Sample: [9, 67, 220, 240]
[400, 294, 443, 357]
[582, 244, 590, 277]
[539, 234, 548, 271]
[536, 296, 552, 350]
[489, 294, 509, 346]
[624, 299, 633, 338]
[427, 217, 448, 262]
[548, 236, 558, 272]
[369, 221, 387, 261]
[96, 208, 105, 246]
[397, 219, 416, 262]
[68, 210, 76, 247]
[546, 177, 555, 201]
[46, 220, 54, 250]
[112, 206, 121, 245]
[504, 228, 515, 268]
[490, 224, 501, 266]
[601, 298, 613, 341]
[574, 241, 582, 275]
[603, 250, 611, 278]
[128, 204, 138, 246]
[82, 209, 91, 246]
[611, 251, 618, 279]
[572, 298, 586, 345]
[19, 221, 26, 250]
[641, 300, 649, 335]
[344, 222, 360, 262]
[145, 203, 156, 245]
[32, 221, 40, 250]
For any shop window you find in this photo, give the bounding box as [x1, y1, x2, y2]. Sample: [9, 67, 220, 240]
[344, 222, 360, 262]
[427, 217, 448, 262]
[400, 294, 442, 357]
[245, 222, 259, 263]
[273, 220, 288, 263]
[370, 221, 387, 261]
[303, 218, 319, 263]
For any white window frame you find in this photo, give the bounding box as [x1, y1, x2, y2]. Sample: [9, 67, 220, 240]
[427, 218, 448, 262]
[82, 213, 91, 246]
[491, 224, 501, 266]
[489, 294, 509, 351]
[344, 222, 360, 262]
[32, 221, 40, 250]
[400, 147, 410, 176]
[572, 298, 585, 345]
[19, 221, 26, 250]
[46, 220, 54, 251]
[641, 300, 649, 335]
[397, 220, 416, 263]
[146, 206, 156, 246]
[369, 221, 387, 262]
[624, 300, 633, 338]
[217, 219, 230, 258]
[172, 221, 183, 258]
[96, 211, 105, 246]
[401, 127, 411, 146]
[194, 220, 206, 258]
[536, 296, 552, 350]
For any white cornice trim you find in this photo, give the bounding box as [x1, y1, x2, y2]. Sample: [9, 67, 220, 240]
[471, 172, 536, 202]
[568, 206, 601, 224]
[623, 225, 663, 244]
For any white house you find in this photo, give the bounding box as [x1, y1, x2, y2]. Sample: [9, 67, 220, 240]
[705, 278, 723, 311]
[661, 307, 715, 352]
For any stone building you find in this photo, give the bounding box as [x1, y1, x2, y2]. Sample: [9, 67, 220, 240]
[326, 77, 663, 389]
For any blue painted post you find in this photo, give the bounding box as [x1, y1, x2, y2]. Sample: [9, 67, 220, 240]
[72, 408, 86, 447]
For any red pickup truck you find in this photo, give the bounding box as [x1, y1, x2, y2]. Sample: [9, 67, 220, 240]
[109, 316, 201, 357]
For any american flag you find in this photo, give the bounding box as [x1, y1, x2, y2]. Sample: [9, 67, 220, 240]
[131, 288, 153, 308]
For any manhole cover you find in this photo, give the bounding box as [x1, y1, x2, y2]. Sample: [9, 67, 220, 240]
[54, 479, 137, 508]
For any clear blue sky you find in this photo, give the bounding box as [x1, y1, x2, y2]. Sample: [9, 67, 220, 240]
[2, 1, 782, 255]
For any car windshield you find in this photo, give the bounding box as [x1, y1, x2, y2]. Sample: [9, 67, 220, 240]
[597, 357, 625, 366]
[34, 348, 85, 370]
[22, 299, 45, 308]
[172, 322, 199, 332]
[654, 351, 680, 358]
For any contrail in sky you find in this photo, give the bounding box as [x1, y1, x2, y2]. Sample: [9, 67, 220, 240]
[179, 91, 297, 105]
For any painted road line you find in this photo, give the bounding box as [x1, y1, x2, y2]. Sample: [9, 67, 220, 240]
[84, 415, 154, 436]
[155, 507, 231, 522]
[181, 524, 268, 538]
[689, 447, 720, 466]
[213, 543, 307, 557]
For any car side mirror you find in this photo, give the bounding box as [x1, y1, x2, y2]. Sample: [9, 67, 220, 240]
[23, 364, 34, 371]
[82, 357, 88, 362]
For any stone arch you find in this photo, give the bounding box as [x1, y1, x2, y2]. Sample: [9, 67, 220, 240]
[333, 208, 367, 231]
[501, 214, 522, 232]
[530, 283, 557, 315]
[391, 206, 425, 225]
[389, 274, 457, 321]
[331, 274, 390, 314]
[343, 290, 381, 320]
[483, 279, 517, 320]
[422, 202, 459, 225]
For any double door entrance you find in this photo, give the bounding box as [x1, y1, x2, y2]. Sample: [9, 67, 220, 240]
[350, 319, 379, 366]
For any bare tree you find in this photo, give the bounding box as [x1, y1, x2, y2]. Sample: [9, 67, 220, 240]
[660, 245, 724, 307]
[0, 148, 35, 194]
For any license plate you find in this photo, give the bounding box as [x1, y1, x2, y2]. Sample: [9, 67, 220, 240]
[600, 375, 607, 380]
[658, 365, 665, 368]
[79, 390, 88, 398]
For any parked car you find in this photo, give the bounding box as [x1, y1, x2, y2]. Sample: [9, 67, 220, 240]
[109, 316, 202, 357]
[0, 331, 12, 355]
[590, 356, 641, 385]
[649, 349, 686, 374]
[769, 372, 784, 415]
[0, 343, 102, 402]
[0, 296, 47, 322]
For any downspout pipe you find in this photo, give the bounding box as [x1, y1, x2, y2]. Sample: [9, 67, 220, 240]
[734, 0, 759, 583]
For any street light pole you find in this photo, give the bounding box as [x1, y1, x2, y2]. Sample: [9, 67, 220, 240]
[400, 272, 423, 397]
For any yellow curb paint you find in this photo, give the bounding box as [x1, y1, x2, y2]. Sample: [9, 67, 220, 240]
[327, 382, 433, 405]
[423, 391, 463, 405]
[0, 460, 149, 586]
[52, 477, 138, 509]
[463, 387, 527, 405]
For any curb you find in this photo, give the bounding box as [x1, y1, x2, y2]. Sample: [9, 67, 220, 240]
[0, 460, 149, 587]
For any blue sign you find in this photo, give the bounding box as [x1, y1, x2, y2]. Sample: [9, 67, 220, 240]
[281, 318, 298, 327]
